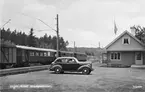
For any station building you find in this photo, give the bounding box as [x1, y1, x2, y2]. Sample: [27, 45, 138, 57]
[103, 30, 145, 66]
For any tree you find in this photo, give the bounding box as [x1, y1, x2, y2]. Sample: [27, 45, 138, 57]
[131, 25, 145, 44]
[28, 28, 36, 47]
[0, 27, 69, 50]
[59, 37, 68, 51]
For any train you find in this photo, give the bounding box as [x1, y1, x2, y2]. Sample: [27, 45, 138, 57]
[0, 44, 87, 69]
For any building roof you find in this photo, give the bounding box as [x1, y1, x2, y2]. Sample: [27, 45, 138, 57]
[105, 31, 145, 49]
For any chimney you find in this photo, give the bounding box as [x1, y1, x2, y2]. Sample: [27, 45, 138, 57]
[130, 27, 136, 36]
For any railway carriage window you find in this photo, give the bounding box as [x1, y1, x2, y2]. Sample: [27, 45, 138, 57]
[44, 52, 47, 56]
[30, 52, 34, 56]
[40, 52, 43, 56]
[48, 52, 50, 56]
[36, 52, 39, 56]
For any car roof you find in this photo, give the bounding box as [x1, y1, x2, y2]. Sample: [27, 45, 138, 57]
[56, 57, 76, 59]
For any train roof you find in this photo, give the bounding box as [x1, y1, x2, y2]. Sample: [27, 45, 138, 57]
[16, 45, 57, 52]
[60, 50, 74, 54]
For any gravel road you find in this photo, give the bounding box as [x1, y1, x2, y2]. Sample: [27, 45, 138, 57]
[1, 62, 145, 92]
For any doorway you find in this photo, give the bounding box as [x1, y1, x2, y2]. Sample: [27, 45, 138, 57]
[135, 52, 143, 65]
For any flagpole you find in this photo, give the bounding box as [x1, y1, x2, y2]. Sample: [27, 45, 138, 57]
[114, 21, 117, 34]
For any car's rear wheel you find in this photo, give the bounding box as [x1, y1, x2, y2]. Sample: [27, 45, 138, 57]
[82, 68, 90, 75]
[54, 67, 62, 74]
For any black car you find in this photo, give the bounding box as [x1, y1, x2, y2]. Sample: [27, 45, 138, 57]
[49, 57, 94, 75]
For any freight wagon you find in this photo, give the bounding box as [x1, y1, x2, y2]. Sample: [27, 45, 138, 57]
[0, 43, 16, 69]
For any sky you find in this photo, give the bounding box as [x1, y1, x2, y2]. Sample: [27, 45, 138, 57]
[0, 0, 145, 48]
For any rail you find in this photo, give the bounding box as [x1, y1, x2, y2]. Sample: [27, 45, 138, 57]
[0, 65, 50, 76]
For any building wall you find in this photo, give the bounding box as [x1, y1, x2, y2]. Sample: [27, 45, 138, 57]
[107, 51, 135, 66]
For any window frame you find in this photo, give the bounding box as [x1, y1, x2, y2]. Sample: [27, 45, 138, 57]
[35, 52, 39, 56]
[44, 52, 47, 56]
[122, 37, 130, 45]
[110, 52, 121, 61]
[55, 58, 67, 63]
[67, 58, 77, 64]
[40, 52, 43, 56]
[30, 51, 34, 56]
[47, 52, 50, 56]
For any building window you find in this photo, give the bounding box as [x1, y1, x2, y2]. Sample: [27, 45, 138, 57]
[30, 52, 34, 56]
[122, 37, 130, 45]
[110, 52, 121, 60]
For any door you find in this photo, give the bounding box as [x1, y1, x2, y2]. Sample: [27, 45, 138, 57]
[65, 58, 80, 71]
[135, 52, 143, 65]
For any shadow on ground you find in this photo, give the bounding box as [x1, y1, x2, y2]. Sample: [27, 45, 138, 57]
[50, 71, 93, 75]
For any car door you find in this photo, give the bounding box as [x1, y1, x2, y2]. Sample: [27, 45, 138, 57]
[59, 58, 70, 70]
[66, 58, 81, 71]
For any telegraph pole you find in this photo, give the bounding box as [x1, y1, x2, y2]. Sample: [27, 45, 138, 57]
[99, 42, 100, 48]
[56, 14, 59, 58]
[74, 41, 75, 53]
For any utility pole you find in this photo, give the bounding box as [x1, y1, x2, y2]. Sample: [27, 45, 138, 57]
[56, 14, 59, 58]
[20, 13, 60, 56]
[74, 41, 75, 53]
[99, 42, 100, 48]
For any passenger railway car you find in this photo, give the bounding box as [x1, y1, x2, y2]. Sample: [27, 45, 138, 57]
[16, 45, 56, 66]
[1, 44, 87, 69]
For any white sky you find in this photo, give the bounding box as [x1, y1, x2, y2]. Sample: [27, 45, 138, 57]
[0, 0, 145, 47]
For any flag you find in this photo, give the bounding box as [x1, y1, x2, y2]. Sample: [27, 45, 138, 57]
[114, 21, 118, 35]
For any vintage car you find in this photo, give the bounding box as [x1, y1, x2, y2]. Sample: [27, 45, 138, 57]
[49, 57, 94, 75]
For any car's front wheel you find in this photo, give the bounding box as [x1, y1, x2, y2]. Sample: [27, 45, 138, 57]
[82, 68, 90, 75]
[54, 67, 62, 74]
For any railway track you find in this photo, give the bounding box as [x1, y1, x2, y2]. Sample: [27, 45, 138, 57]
[0, 65, 50, 76]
